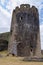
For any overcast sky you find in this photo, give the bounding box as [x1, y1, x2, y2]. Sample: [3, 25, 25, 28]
[0, 0, 43, 49]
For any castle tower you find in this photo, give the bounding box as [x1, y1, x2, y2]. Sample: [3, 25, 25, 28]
[8, 4, 41, 57]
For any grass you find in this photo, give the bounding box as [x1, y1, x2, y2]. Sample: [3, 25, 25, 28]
[0, 56, 43, 65]
[0, 51, 43, 65]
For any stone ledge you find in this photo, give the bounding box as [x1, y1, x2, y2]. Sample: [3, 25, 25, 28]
[23, 57, 43, 62]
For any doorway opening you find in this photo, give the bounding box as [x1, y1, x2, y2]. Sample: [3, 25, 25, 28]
[30, 46, 33, 52]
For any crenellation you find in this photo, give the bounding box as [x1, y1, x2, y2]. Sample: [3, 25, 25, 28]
[12, 10, 15, 13]
[31, 6, 38, 17]
[15, 7, 20, 14]
[20, 4, 30, 11]
[20, 4, 30, 8]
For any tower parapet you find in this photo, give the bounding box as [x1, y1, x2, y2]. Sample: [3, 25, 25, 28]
[13, 4, 38, 14]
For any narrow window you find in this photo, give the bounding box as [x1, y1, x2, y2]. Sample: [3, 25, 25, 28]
[20, 17, 23, 21]
[24, 6, 26, 8]
[30, 46, 33, 52]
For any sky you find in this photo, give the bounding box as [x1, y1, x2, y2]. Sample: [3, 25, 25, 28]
[0, 0, 43, 49]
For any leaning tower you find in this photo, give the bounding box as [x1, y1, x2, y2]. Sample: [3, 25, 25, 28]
[8, 4, 41, 57]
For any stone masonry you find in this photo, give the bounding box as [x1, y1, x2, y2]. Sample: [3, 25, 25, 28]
[8, 4, 41, 57]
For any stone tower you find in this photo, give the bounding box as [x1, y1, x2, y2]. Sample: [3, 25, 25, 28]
[8, 4, 41, 57]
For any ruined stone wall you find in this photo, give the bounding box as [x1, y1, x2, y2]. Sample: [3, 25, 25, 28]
[8, 4, 41, 57]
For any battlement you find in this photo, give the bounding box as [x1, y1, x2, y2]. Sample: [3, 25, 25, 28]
[13, 4, 38, 14]
[20, 4, 30, 8]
